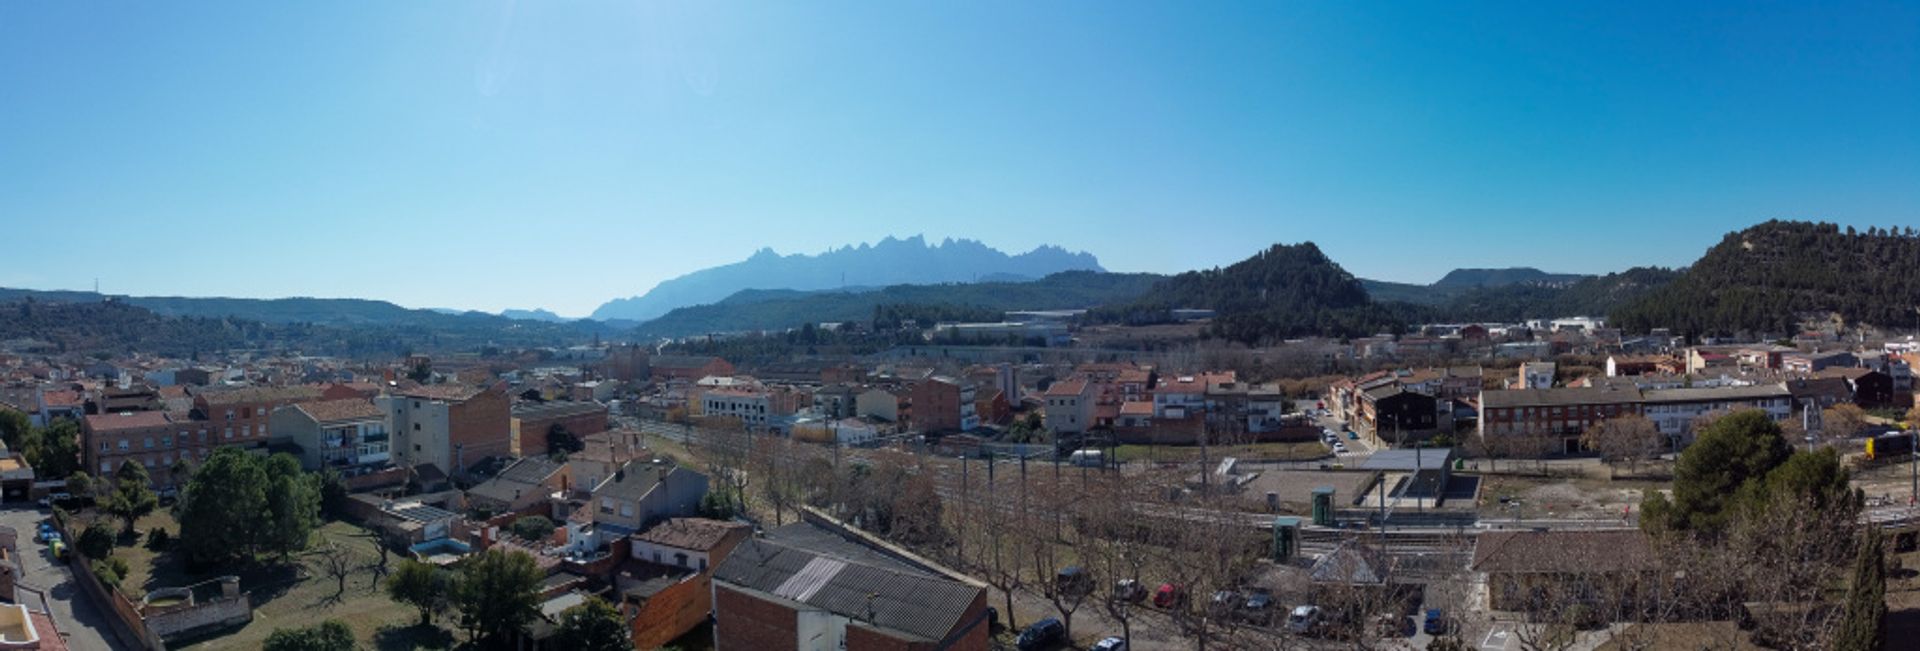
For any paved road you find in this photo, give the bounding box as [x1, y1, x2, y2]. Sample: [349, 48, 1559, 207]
[1, 505, 131, 651]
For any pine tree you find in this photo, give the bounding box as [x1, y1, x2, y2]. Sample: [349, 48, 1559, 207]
[1835, 528, 1886, 651]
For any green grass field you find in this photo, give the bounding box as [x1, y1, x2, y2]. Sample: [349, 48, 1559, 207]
[111, 512, 454, 650]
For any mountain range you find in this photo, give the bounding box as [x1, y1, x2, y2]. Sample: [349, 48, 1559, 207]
[587, 236, 1104, 321]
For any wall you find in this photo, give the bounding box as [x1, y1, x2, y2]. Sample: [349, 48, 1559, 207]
[448, 389, 512, 472]
[714, 584, 799, 651]
[628, 571, 711, 649]
[143, 595, 251, 641]
[54, 513, 166, 650]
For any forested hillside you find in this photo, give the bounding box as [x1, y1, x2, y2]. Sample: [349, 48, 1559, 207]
[0, 298, 597, 358]
[1430, 267, 1681, 322]
[1091, 243, 1408, 343]
[632, 271, 1163, 337]
[1611, 221, 1920, 336]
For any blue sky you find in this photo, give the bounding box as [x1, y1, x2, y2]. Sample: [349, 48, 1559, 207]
[2, 2, 1914, 317]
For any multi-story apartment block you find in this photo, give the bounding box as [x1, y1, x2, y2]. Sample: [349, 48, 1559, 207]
[911, 376, 977, 433]
[1479, 384, 1793, 456]
[82, 411, 189, 481]
[702, 387, 771, 428]
[382, 383, 510, 478]
[193, 385, 326, 448]
[269, 398, 391, 473]
[1044, 378, 1096, 434]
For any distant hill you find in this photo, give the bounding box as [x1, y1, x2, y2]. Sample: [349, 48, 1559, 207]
[588, 236, 1104, 321]
[1432, 267, 1585, 289]
[1090, 242, 1409, 343]
[1611, 220, 1920, 336]
[1360, 267, 1587, 306]
[500, 308, 568, 322]
[0, 288, 599, 332]
[633, 270, 1161, 338]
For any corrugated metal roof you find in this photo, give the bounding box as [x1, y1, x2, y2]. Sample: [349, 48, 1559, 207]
[715, 538, 982, 643]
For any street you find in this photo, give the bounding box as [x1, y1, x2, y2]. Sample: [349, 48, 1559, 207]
[2, 506, 131, 651]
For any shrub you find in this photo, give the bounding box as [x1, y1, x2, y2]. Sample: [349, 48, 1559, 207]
[508, 516, 556, 542]
[77, 522, 115, 560]
[146, 528, 171, 551]
[91, 559, 122, 588]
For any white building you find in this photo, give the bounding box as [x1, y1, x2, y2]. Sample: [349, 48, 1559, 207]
[703, 388, 772, 428]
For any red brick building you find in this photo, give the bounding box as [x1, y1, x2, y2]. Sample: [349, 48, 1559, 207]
[510, 401, 609, 458]
[910, 377, 976, 433]
[192, 385, 325, 446]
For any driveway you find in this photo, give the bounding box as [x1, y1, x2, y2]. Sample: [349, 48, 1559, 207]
[1, 505, 131, 651]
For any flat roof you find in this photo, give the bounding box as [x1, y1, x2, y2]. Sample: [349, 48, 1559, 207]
[1360, 448, 1454, 472]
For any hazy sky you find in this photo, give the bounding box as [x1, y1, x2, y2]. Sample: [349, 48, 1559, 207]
[2, 2, 1915, 317]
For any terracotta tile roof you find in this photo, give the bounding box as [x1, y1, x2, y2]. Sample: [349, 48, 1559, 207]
[1045, 379, 1089, 397]
[294, 399, 385, 423]
[395, 384, 485, 402]
[41, 390, 83, 408]
[632, 518, 748, 552]
[84, 411, 172, 432]
[196, 385, 324, 407]
[1119, 401, 1153, 416]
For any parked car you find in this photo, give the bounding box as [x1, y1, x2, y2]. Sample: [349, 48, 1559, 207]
[1346, 431, 1359, 440]
[1423, 608, 1448, 635]
[1090, 637, 1128, 651]
[1241, 588, 1275, 625]
[1209, 590, 1241, 616]
[1153, 583, 1187, 608]
[1056, 566, 1093, 597]
[1016, 618, 1066, 651]
[1286, 605, 1323, 635]
[1113, 579, 1147, 604]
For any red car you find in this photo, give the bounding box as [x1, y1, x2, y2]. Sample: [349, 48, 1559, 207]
[1153, 583, 1187, 608]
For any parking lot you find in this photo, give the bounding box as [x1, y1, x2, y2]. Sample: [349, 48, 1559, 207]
[1, 505, 130, 651]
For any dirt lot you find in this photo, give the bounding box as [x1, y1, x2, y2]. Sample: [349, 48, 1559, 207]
[1474, 475, 1664, 521]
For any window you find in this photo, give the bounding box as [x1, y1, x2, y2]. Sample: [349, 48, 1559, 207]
[118, 440, 130, 451]
[652, 551, 661, 563]
[620, 503, 633, 517]
[414, 444, 422, 452]
[674, 552, 687, 567]
[144, 437, 153, 449]
[226, 409, 235, 420]
[162, 436, 171, 448]
[242, 425, 251, 438]
[413, 423, 420, 431]
[101, 461, 111, 473]
[99, 442, 108, 453]
[413, 401, 421, 409]
[224, 428, 233, 439]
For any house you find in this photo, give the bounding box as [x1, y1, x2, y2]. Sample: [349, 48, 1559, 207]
[510, 400, 609, 458]
[268, 398, 392, 473]
[1820, 368, 1896, 409]
[1358, 387, 1438, 440]
[466, 457, 571, 515]
[629, 517, 750, 575]
[618, 519, 753, 649]
[1514, 362, 1556, 390]
[1785, 377, 1854, 412]
[81, 411, 189, 484]
[1472, 530, 1655, 613]
[1784, 350, 1856, 374]
[1478, 384, 1792, 456]
[855, 387, 904, 423]
[812, 384, 861, 419]
[567, 429, 649, 498]
[973, 388, 1011, 426]
[1605, 355, 1665, 377]
[383, 383, 511, 479]
[911, 377, 977, 433]
[1042, 378, 1097, 434]
[712, 529, 991, 651]
[563, 461, 708, 555]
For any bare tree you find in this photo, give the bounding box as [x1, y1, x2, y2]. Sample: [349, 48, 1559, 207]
[1580, 414, 1663, 477]
[1822, 404, 1870, 441]
[310, 535, 361, 604]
